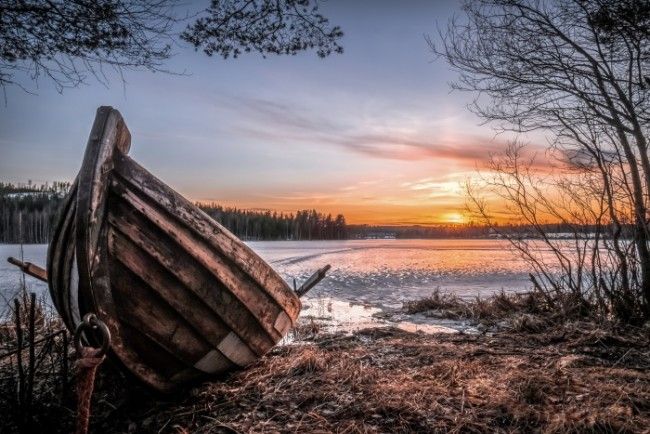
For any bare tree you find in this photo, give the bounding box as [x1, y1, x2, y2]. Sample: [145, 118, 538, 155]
[0, 0, 177, 92]
[181, 0, 343, 59]
[434, 0, 650, 322]
[0, 0, 343, 93]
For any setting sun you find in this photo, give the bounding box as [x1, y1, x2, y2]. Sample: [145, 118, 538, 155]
[442, 212, 465, 224]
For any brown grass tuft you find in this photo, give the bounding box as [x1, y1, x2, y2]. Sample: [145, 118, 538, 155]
[1, 296, 648, 433]
[404, 289, 565, 330]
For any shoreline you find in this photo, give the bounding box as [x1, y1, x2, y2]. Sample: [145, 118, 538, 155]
[0, 234, 634, 246]
[3, 319, 648, 433]
[1, 291, 648, 433]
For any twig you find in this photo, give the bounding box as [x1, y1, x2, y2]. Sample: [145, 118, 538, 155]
[0, 329, 65, 360]
[14, 298, 26, 416]
[27, 292, 36, 409]
[62, 329, 69, 398]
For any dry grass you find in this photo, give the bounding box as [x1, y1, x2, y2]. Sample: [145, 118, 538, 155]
[403, 289, 562, 330]
[0, 292, 72, 433]
[1, 294, 649, 433]
[84, 322, 650, 433]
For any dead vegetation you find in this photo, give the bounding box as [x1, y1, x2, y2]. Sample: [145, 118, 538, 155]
[1, 303, 649, 433]
[0, 292, 71, 433]
[402, 289, 597, 333]
[1, 291, 649, 433]
[96, 323, 650, 433]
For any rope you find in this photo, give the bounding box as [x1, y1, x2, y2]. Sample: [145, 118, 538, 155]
[72, 313, 111, 434]
[75, 347, 105, 434]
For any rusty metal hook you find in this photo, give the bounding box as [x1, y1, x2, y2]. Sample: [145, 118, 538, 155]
[73, 313, 111, 357]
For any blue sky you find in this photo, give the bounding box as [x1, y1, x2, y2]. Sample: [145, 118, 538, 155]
[0, 1, 521, 224]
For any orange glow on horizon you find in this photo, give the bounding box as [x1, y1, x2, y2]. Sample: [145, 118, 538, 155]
[194, 197, 476, 226]
[441, 212, 466, 224]
[190, 169, 482, 226]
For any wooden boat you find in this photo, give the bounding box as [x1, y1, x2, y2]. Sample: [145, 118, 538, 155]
[10, 106, 329, 392]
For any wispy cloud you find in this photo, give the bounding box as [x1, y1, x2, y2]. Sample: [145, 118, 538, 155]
[330, 133, 510, 162]
[219, 95, 345, 135]
[216, 94, 523, 165]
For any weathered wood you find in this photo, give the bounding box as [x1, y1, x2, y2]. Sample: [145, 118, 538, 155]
[110, 259, 212, 365]
[47, 180, 78, 329]
[108, 229, 235, 349]
[118, 321, 190, 380]
[110, 179, 287, 344]
[113, 154, 301, 320]
[7, 257, 48, 282]
[296, 265, 332, 297]
[72, 107, 162, 389]
[107, 199, 274, 355]
[45, 106, 328, 392]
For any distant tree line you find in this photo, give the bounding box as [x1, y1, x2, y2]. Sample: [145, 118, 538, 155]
[4, 181, 628, 244]
[348, 222, 636, 240]
[198, 204, 348, 241]
[348, 224, 491, 239]
[0, 182, 71, 243]
[0, 183, 349, 243]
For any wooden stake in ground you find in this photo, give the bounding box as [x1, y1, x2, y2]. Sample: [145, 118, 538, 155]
[13, 299, 25, 413]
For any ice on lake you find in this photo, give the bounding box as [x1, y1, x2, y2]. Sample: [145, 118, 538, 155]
[252, 239, 535, 308]
[0, 239, 542, 327]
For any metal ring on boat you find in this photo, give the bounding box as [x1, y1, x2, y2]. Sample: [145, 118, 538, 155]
[74, 313, 111, 357]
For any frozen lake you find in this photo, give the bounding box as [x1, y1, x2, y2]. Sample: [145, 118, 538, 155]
[0, 239, 537, 317]
[254, 239, 535, 308]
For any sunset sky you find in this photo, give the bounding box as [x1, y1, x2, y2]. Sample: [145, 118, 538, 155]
[0, 1, 543, 225]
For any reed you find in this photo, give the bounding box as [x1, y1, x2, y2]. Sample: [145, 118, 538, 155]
[0, 292, 71, 433]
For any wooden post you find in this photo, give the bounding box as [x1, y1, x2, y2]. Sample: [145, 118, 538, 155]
[296, 265, 332, 298]
[7, 257, 48, 282]
[27, 293, 36, 409]
[13, 299, 25, 411]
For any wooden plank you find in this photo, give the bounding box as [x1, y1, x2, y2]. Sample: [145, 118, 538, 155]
[75, 107, 131, 317]
[296, 265, 332, 297]
[109, 183, 287, 344]
[193, 350, 233, 374]
[110, 258, 212, 366]
[73, 107, 172, 392]
[216, 332, 257, 367]
[7, 257, 48, 282]
[76, 108, 117, 291]
[46, 179, 77, 322]
[55, 193, 78, 329]
[75, 107, 119, 325]
[113, 154, 301, 321]
[118, 322, 191, 382]
[108, 226, 257, 360]
[107, 194, 276, 354]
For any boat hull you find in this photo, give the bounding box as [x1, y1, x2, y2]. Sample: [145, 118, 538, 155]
[47, 107, 300, 392]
